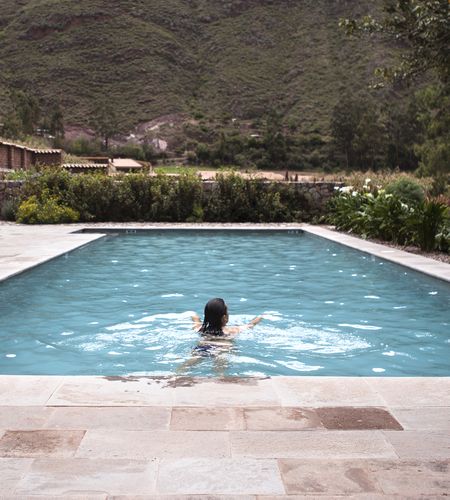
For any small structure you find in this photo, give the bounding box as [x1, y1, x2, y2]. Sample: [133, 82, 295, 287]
[111, 158, 144, 174]
[0, 140, 62, 170]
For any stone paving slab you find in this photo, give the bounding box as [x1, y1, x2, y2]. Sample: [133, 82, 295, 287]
[272, 377, 385, 407]
[315, 407, 403, 430]
[383, 430, 450, 459]
[0, 406, 53, 429]
[47, 377, 176, 406]
[44, 406, 171, 430]
[278, 459, 382, 495]
[278, 459, 450, 497]
[170, 407, 246, 430]
[243, 407, 323, 431]
[0, 457, 34, 494]
[157, 458, 285, 495]
[390, 407, 450, 430]
[230, 430, 397, 459]
[366, 377, 450, 407]
[0, 376, 63, 406]
[173, 378, 279, 407]
[13, 458, 158, 496]
[75, 430, 230, 459]
[0, 430, 86, 458]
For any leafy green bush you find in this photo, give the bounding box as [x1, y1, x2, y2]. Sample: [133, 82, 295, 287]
[409, 199, 449, 251]
[385, 178, 425, 206]
[16, 193, 80, 224]
[328, 186, 449, 252]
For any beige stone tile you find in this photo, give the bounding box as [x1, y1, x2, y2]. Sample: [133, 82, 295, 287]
[257, 495, 404, 499]
[0, 376, 63, 405]
[170, 407, 245, 430]
[272, 377, 384, 407]
[0, 457, 33, 493]
[0, 429, 85, 458]
[157, 458, 284, 495]
[47, 377, 175, 406]
[173, 378, 279, 407]
[383, 430, 450, 459]
[366, 378, 450, 407]
[45, 406, 171, 430]
[230, 431, 397, 459]
[244, 408, 322, 430]
[76, 430, 230, 459]
[14, 458, 157, 495]
[368, 459, 450, 496]
[278, 459, 381, 495]
[110, 496, 255, 500]
[1, 497, 107, 500]
[390, 407, 450, 430]
[0, 406, 53, 429]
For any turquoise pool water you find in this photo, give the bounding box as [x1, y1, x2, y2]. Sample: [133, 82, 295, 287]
[0, 230, 449, 376]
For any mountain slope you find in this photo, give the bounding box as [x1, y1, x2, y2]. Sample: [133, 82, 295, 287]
[0, 0, 389, 134]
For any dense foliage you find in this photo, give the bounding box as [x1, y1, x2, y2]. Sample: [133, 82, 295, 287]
[340, 0, 449, 85]
[15, 169, 307, 223]
[327, 179, 449, 252]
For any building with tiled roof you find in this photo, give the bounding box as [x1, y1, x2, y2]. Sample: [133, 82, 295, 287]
[0, 140, 62, 170]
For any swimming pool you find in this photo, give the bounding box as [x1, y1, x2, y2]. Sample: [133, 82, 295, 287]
[0, 230, 448, 376]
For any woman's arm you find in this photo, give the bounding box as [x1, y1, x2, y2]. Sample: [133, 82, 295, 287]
[224, 316, 263, 336]
[247, 316, 262, 328]
[191, 314, 202, 330]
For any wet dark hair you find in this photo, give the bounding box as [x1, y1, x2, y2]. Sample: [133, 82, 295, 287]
[199, 298, 227, 336]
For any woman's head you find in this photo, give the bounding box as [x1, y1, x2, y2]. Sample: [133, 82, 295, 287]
[200, 298, 228, 335]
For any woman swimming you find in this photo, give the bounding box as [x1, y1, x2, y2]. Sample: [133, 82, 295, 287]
[177, 298, 262, 374]
[192, 297, 262, 337]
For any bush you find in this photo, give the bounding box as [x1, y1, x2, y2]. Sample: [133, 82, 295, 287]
[0, 197, 19, 221]
[328, 185, 449, 252]
[385, 178, 425, 206]
[17, 168, 311, 224]
[16, 193, 80, 224]
[409, 199, 449, 251]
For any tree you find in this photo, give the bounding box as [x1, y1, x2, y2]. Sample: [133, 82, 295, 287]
[341, 1, 449, 179]
[1, 112, 22, 139]
[415, 84, 450, 176]
[49, 104, 65, 139]
[330, 96, 364, 169]
[384, 97, 421, 170]
[264, 109, 287, 167]
[91, 102, 121, 151]
[12, 91, 40, 135]
[340, 0, 450, 86]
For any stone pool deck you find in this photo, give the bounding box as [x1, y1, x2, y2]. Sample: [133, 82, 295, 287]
[0, 222, 449, 497]
[1, 375, 449, 497]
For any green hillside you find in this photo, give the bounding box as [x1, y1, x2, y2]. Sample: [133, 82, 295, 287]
[0, 0, 390, 135]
